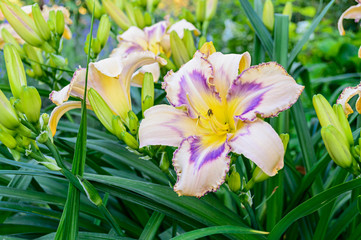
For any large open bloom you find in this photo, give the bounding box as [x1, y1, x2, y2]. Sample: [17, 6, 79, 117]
[338, 0, 361, 57]
[49, 51, 166, 136]
[110, 19, 199, 86]
[139, 48, 304, 197]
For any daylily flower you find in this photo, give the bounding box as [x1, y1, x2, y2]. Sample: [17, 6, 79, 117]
[338, 0, 361, 57]
[337, 83, 361, 117]
[48, 51, 166, 136]
[139, 45, 304, 197]
[110, 19, 199, 86]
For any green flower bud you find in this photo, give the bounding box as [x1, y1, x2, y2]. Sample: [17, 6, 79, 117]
[32, 3, 51, 41]
[181, 8, 195, 24]
[141, 72, 154, 115]
[159, 152, 170, 172]
[282, 2, 293, 21]
[88, 88, 114, 133]
[0, 129, 17, 149]
[26, 69, 36, 78]
[182, 29, 197, 59]
[0, 90, 20, 130]
[23, 44, 43, 77]
[47, 11, 56, 32]
[205, 0, 218, 21]
[40, 113, 49, 129]
[49, 54, 68, 68]
[97, 15, 111, 48]
[36, 131, 49, 144]
[85, 0, 104, 19]
[321, 125, 353, 169]
[79, 177, 103, 206]
[228, 171, 241, 192]
[0, 0, 43, 47]
[127, 111, 139, 135]
[158, 53, 176, 71]
[333, 104, 354, 146]
[170, 31, 190, 68]
[198, 36, 207, 50]
[124, 2, 137, 26]
[4, 43, 27, 98]
[252, 167, 269, 183]
[9, 148, 21, 161]
[92, 38, 102, 55]
[134, 7, 145, 28]
[112, 115, 127, 140]
[263, 0, 274, 32]
[19, 86, 41, 123]
[55, 10, 65, 36]
[196, 0, 206, 23]
[102, 0, 131, 30]
[144, 12, 152, 26]
[1, 28, 25, 57]
[280, 133, 289, 151]
[40, 156, 61, 171]
[121, 131, 139, 149]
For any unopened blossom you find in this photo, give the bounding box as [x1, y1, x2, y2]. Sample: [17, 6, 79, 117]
[338, 0, 361, 57]
[139, 44, 304, 197]
[49, 52, 166, 136]
[0, 24, 24, 48]
[111, 19, 199, 86]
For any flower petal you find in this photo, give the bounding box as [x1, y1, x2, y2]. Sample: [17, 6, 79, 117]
[163, 51, 220, 118]
[173, 135, 230, 197]
[337, 83, 361, 117]
[338, 4, 361, 36]
[227, 62, 304, 121]
[131, 63, 160, 87]
[139, 105, 197, 147]
[144, 20, 167, 45]
[207, 51, 251, 99]
[167, 19, 200, 38]
[49, 101, 91, 136]
[228, 119, 284, 176]
[117, 26, 148, 50]
[110, 41, 144, 57]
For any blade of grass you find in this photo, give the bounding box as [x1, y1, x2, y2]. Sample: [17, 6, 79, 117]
[139, 211, 165, 240]
[252, 0, 265, 65]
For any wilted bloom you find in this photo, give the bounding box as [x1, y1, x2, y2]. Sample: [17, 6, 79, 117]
[49, 52, 166, 136]
[111, 19, 199, 86]
[338, 0, 361, 57]
[139, 43, 304, 197]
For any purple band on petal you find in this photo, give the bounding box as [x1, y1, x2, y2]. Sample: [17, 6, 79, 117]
[177, 70, 210, 106]
[228, 82, 263, 99]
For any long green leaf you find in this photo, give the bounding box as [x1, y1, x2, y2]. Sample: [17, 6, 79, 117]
[139, 211, 165, 240]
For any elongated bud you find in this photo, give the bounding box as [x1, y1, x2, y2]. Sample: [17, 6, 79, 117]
[23, 44, 43, 77]
[121, 131, 139, 149]
[124, 2, 137, 26]
[228, 171, 241, 192]
[19, 86, 41, 123]
[32, 4, 51, 41]
[252, 167, 269, 183]
[55, 10, 65, 36]
[0, 129, 17, 149]
[9, 148, 21, 161]
[1, 28, 25, 57]
[36, 131, 49, 144]
[170, 31, 190, 68]
[88, 88, 114, 133]
[85, 0, 104, 19]
[97, 15, 111, 48]
[196, 0, 206, 22]
[321, 125, 353, 169]
[141, 72, 154, 114]
[4, 43, 27, 98]
[282, 2, 293, 21]
[159, 152, 170, 172]
[280, 133, 289, 150]
[79, 177, 103, 206]
[40, 113, 49, 128]
[112, 115, 127, 139]
[198, 36, 207, 50]
[134, 7, 145, 28]
[263, 0, 274, 32]
[181, 8, 196, 24]
[205, 0, 218, 21]
[92, 38, 101, 55]
[0, 90, 20, 130]
[158, 53, 176, 71]
[127, 111, 139, 135]
[333, 104, 354, 146]
[144, 12, 152, 26]
[182, 29, 197, 58]
[48, 10, 56, 32]
[0, 0, 43, 47]
[102, 0, 131, 30]
[199, 41, 216, 57]
[49, 54, 68, 68]
[40, 156, 61, 171]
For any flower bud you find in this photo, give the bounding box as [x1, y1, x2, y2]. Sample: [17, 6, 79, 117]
[282, 2, 293, 21]
[252, 167, 269, 183]
[158, 53, 176, 71]
[112, 115, 127, 139]
[182, 29, 197, 58]
[263, 0, 274, 32]
[127, 111, 139, 135]
[55, 10, 65, 36]
[134, 7, 145, 29]
[1, 28, 25, 57]
[49, 54, 68, 68]
[40, 113, 49, 128]
[47, 11, 56, 32]
[0, 0, 43, 47]
[170, 31, 191, 68]
[333, 104, 354, 146]
[40, 156, 61, 171]
[181, 8, 195, 24]
[141, 72, 154, 114]
[23, 44, 43, 77]
[0, 90, 20, 130]
[36, 131, 49, 144]
[9, 148, 21, 161]
[121, 131, 139, 149]
[79, 177, 103, 206]
[321, 125, 353, 169]
[92, 38, 102, 55]
[85, 0, 104, 19]
[0, 129, 17, 149]
[159, 152, 170, 172]
[4, 43, 27, 98]
[19, 86, 41, 123]
[196, 0, 206, 23]
[205, 0, 218, 21]
[102, 0, 131, 30]
[280, 133, 289, 150]
[124, 2, 137, 26]
[97, 15, 111, 48]
[88, 88, 114, 133]
[228, 171, 241, 192]
[32, 4, 51, 41]
[144, 12, 152, 26]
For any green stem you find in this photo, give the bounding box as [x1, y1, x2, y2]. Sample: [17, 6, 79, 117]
[98, 204, 125, 236]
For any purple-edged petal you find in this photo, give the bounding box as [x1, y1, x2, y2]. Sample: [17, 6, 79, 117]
[163, 52, 220, 118]
[207, 51, 251, 99]
[338, 4, 361, 36]
[173, 135, 230, 197]
[167, 19, 200, 38]
[228, 119, 284, 176]
[144, 21, 167, 46]
[139, 105, 197, 148]
[110, 41, 144, 57]
[117, 26, 148, 50]
[131, 63, 160, 87]
[336, 83, 361, 117]
[227, 62, 304, 121]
